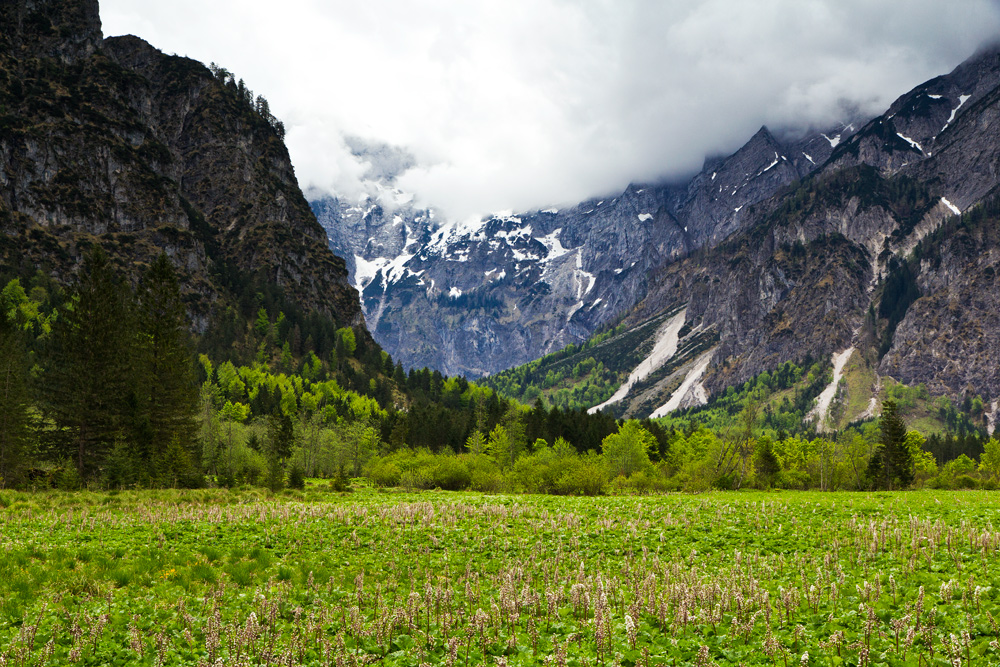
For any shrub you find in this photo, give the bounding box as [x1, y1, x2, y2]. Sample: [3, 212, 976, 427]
[430, 456, 470, 491]
[329, 466, 350, 492]
[56, 462, 82, 491]
[776, 470, 811, 490]
[465, 455, 502, 492]
[554, 453, 607, 496]
[608, 475, 632, 495]
[266, 455, 284, 492]
[366, 458, 402, 488]
[400, 468, 431, 491]
[953, 474, 980, 489]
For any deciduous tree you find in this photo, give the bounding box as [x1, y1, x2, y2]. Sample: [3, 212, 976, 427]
[602, 421, 655, 479]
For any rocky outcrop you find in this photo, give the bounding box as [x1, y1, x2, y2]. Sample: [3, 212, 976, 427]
[0, 0, 102, 63]
[0, 0, 363, 331]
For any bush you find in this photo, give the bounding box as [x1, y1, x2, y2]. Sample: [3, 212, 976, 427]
[554, 454, 607, 496]
[468, 455, 503, 493]
[266, 455, 284, 492]
[366, 458, 402, 488]
[430, 456, 471, 490]
[400, 467, 432, 491]
[329, 466, 350, 492]
[953, 474, 980, 489]
[56, 462, 82, 491]
[712, 472, 737, 491]
[608, 475, 632, 495]
[775, 470, 812, 490]
[628, 469, 668, 494]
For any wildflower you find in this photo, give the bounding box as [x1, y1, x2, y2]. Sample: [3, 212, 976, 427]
[625, 613, 638, 649]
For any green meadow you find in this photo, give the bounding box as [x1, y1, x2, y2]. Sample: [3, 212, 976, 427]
[1, 487, 999, 666]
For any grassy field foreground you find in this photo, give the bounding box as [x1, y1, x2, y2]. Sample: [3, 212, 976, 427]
[1, 488, 999, 665]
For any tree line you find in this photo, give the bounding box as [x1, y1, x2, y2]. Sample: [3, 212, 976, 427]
[1, 246, 995, 494]
[0, 248, 634, 490]
[359, 397, 1000, 495]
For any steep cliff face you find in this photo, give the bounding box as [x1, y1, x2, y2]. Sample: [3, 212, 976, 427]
[0, 0, 102, 63]
[880, 203, 1000, 399]
[597, 45, 1000, 418]
[0, 0, 363, 331]
[313, 121, 853, 377]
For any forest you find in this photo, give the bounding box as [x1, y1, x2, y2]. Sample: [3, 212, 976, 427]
[0, 245, 996, 496]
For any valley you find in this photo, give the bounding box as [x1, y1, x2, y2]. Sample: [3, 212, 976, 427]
[5, 2, 1000, 664]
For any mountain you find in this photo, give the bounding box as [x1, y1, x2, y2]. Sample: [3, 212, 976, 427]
[312, 121, 858, 378]
[0, 0, 364, 334]
[563, 44, 1000, 426]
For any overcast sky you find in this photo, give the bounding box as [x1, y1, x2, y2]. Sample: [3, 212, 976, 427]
[101, 0, 1000, 220]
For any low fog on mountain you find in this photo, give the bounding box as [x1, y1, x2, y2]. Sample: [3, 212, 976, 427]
[102, 0, 1000, 219]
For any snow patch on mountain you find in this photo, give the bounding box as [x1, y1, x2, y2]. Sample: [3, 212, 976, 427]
[650, 350, 714, 418]
[821, 133, 841, 148]
[589, 308, 687, 414]
[807, 347, 855, 431]
[942, 94, 971, 132]
[354, 255, 389, 292]
[897, 132, 923, 152]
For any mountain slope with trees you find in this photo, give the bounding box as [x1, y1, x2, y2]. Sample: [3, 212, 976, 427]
[498, 44, 1000, 425]
[0, 0, 362, 332]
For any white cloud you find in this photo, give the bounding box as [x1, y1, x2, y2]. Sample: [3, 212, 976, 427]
[100, 0, 1000, 219]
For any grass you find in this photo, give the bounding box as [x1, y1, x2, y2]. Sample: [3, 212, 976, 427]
[1, 487, 1000, 665]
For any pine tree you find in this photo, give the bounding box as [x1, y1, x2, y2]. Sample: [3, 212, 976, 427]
[44, 247, 135, 480]
[486, 424, 513, 468]
[137, 254, 199, 482]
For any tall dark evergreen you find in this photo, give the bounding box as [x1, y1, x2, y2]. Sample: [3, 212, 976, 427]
[137, 254, 199, 480]
[44, 248, 135, 480]
[867, 399, 914, 490]
[0, 313, 31, 487]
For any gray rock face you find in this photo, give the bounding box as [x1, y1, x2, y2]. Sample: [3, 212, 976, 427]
[0, 0, 364, 331]
[313, 123, 854, 377]
[880, 211, 1000, 399]
[611, 44, 1000, 415]
[829, 45, 1000, 190]
[0, 0, 102, 63]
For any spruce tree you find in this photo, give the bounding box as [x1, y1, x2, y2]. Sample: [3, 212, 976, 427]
[867, 399, 914, 490]
[0, 313, 31, 487]
[44, 247, 135, 480]
[137, 253, 199, 483]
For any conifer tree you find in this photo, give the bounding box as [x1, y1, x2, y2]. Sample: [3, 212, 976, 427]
[867, 399, 914, 490]
[137, 254, 199, 483]
[44, 247, 135, 480]
[0, 313, 31, 487]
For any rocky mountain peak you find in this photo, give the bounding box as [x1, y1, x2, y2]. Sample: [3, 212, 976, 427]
[312, 120, 853, 378]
